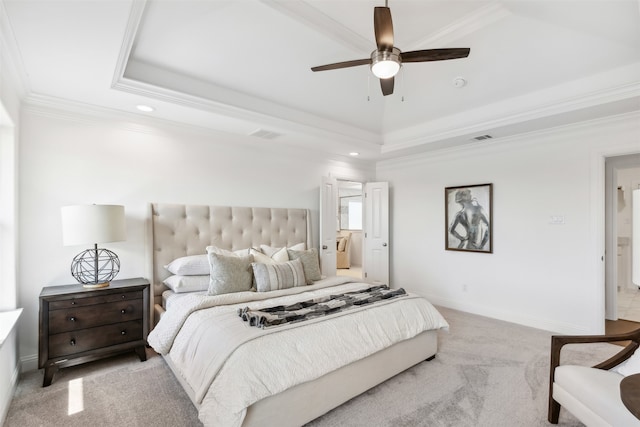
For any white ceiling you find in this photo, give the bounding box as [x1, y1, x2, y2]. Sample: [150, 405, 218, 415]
[3, 0, 640, 160]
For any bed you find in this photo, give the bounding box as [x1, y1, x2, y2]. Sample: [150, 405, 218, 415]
[146, 203, 448, 427]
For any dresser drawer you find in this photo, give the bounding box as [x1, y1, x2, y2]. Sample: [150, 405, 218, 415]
[48, 320, 143, 358]
[48, 290, 142, 310]
[49, 300, 143, 334]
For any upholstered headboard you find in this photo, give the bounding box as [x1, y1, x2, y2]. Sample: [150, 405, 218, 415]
[147, 203, 312, 305]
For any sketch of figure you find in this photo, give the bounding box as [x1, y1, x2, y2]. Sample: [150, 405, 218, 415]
[448, 189, 490, 250]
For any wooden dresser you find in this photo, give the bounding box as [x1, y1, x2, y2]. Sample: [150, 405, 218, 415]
[38, 277, 150, 386]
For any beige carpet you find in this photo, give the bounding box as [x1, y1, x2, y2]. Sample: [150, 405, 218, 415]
[4, 307, 620, 427]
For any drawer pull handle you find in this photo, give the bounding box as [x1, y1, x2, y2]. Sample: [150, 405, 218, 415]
[70, 339, 76, 346]
[121, 309, 126, 314]
[121, 330, 126, 335]
[69, 317, 76, 322]
[71, 301, 77, 305]
[121, 295, 126, 299]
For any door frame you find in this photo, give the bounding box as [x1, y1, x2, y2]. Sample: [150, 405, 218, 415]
[320, 176, 388, 283]
[605, 154, 640, 320]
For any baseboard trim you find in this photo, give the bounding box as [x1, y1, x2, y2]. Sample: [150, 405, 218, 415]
[427, 295, 591, 335]
[20, 354, 38, 373]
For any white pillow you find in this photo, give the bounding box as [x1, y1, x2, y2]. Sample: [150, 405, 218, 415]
[207, 252, 254, 296]
[250, 247, 285, 264]
[289, 242, 306, 251]
[163, 275, 209, 293]
[206, 246, 250, 257]
[611, 350, 640, 376]
[164, 255, 209, 276]
[257, 245, 289, 262]
[252, 258, 307, 292]
[259, 243, 306, 262]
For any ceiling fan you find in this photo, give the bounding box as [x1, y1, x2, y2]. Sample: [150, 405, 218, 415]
[311, 1, 470, 96]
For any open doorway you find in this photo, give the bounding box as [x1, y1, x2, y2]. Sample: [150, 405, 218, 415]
[605, 154, 640, 323]
[615, 166, 640, 321]
[336, 180, 363, 279]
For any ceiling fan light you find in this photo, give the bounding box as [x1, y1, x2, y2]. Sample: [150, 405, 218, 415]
[370, 47, 401, 79]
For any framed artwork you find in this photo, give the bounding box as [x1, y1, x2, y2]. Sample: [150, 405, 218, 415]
[445, 183, 493, 253]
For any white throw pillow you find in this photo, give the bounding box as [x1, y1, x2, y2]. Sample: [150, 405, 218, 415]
[250, 248, 279, 264]
[252, 258, 307, 292]
[258, 245, 289, 262]
[611, 350, 640, 376]
[207, 252, 254, 296]
[164, 254, 209, 276]
[163, 275, 210, 293]
[206, 246, 250, 257]
[259, 243, 306, 262]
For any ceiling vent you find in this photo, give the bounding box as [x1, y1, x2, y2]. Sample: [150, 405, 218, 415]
[472, 134, 493, 141]
[249, 129, 281, 140]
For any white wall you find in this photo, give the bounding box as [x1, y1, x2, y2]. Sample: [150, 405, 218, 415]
[17, 107, 375, 369]
[0, 7, 24, 421]
[377, 113, 640, 335]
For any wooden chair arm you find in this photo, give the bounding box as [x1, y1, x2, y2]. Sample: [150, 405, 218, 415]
[548, 328, 640, 423]
[551, 331, 640, 373]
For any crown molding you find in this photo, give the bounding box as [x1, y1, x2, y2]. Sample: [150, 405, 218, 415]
[21, 92, 379, 167]
[381, 64, 640, 155]
[111, 0, 147, 89]
[377, 110, 640, 170]
[114, 59, 382, 148]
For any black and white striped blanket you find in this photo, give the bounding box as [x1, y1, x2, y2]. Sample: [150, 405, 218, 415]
[237, 285, 407, 329]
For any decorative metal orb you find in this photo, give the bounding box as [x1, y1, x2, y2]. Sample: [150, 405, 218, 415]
[71, 248, 120, 286]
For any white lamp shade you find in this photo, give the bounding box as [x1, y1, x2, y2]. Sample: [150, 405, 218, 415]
[61, 205, 126, 246]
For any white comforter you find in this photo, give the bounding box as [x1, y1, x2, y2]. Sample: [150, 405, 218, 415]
[148, 277, 448, 426]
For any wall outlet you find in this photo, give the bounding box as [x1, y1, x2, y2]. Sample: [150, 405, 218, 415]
[549, 215, 565, 225]
[462, 284, 468, 292]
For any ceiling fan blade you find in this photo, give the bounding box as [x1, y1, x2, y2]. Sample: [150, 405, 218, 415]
[374, 7, 394, 49]
[380, 77, 394, 96]
[311, 58, 371, 72]
[401, 48, 470, 63]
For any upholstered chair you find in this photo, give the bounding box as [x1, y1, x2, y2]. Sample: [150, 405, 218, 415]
[548, 328, 640, 426]
[336, 232, 352, 269]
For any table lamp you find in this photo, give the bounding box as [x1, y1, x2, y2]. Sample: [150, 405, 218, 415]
[61, 204, 126, 288]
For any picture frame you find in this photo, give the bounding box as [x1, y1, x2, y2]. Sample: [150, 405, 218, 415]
[445, 183, 493, 253]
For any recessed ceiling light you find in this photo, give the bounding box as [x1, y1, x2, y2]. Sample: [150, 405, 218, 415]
[136, 105, 155, 112]
[349, 152, 360, 156]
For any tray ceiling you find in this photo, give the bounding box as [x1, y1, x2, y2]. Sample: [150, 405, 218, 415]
[3, 0, 640, 160]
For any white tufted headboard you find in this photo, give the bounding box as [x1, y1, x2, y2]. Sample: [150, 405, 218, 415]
[147, 203, 312, 305]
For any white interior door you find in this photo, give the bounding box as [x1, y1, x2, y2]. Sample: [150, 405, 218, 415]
[319, 176, 337, 276]
[363, 182, 389, 285]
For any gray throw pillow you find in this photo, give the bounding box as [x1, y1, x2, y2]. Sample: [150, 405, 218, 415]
[207, 253, 254, 296]
[287, 248, 322, 285]
[252, 258, 307, 292]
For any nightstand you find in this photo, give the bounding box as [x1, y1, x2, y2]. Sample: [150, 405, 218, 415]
[38, 277, 150, 387]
